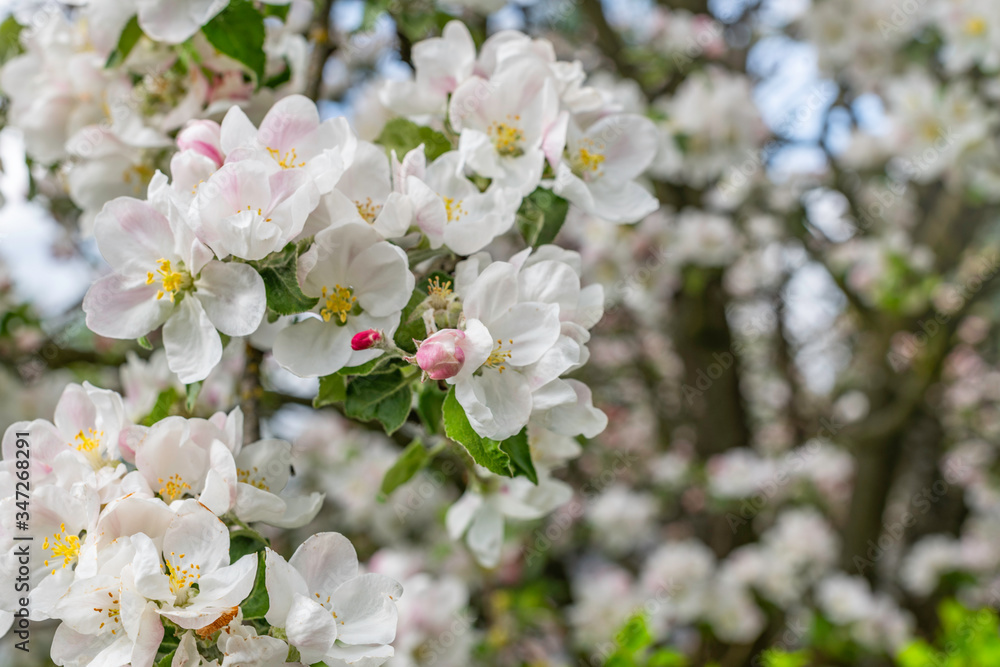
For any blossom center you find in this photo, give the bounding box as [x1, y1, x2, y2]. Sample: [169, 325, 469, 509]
[93, 591, 122, 635]
[572, 140, 606, 179]
[166, 551, 202, 603]
[321, 285, 357, 324]
[427, 276, 453, 309]
[966, 16, 987, 36]
[72, 428, 103, 452]
[147, 258, 192, 302]
[157, 474, 192, 502]
[355, 197, 383, 224]
[489, 116, 524, 157]
[237, 466, 270, 492]
[484, 338, 514, 374]
[443, 196, 467, 222]
[42, 523, 80, 575]
[267, 146, 306, 169]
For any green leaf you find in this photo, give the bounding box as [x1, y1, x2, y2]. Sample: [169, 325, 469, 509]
[499, 428, 537, 484]
[105, 15, 143, 68]
[394, 288, 430, 354]
[338, 356, 405, 377]
[240, 552, 269, 619]
[254, 244, 319, 316]
[201, 0, 266, 84]
[516, 188, 570, 248]
[185, 382, 202, 412]
[379, 439, 429, 499]
[155, 650, 177, 667]
[262, 3, 291, 20]
[442, 387, 513, 477]
[345, 369, 413, 434]
[314, 373, 347, 408]
[375, 118, 452, 162]
[0, 16, 23, 65]
[137, 335, 153, 350]
[140, 387, 180, 427]
[415, 382, 446, 435]
[229, 530, 269, 561]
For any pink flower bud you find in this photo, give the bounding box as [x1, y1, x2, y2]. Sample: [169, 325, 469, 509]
[351, 329, 382, 351]
[177, 120, 224, 167]
[415, 329, 467, 380]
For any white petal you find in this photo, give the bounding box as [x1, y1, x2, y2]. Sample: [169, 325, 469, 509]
[195, 262, 266, 337]
[331, 573, 402, 645]
[84, 273, 171, 339]
[163, 297, 223, 384]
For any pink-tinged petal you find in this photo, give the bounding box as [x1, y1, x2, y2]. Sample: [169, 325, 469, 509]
[94, 197, 176, 276]
[289, 532, 360, 600]
[52, 384, 97, 440]
[176, 119, 224, 167]
[162, 297, 223, 384]
[272, 317, 353, 378]
[84, 273, 172, 340]
[220, 105, 260, 155]
[258, 94, 320, 153]
[195, 262, 266, 337]
[543, 111, 569, 169]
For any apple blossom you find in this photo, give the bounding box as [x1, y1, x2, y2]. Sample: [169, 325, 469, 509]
[82, 190, 267, 383]
[272, 223, 415, 377]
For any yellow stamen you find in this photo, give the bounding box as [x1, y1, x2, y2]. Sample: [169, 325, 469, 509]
[443, 197, 467, 222]
[266, 146, 306, 169]
[157, 474, 191, 503]
[320, 285, 357, 324]
[42, 523, 80, 574]
[488, 116, 524, 157]
[146, 258, 189, 302]
[237, 466, 270, 492]
[72, 428, 103, 452]
[355, 198, 382, 224]
[484, 338, 514, 374]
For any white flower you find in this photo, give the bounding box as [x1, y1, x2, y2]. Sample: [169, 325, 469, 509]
[230, 439, 324, 528]
[304, 140, 414, 240]
[445, 471, 571, 568]
[83, 189, 267, 383]
[379, 20, 476, 117]
[49, 536, 164, 667]
[273, 224, 414, 377]
[449, 55, 561, 196]
[448, 247, 602, 441]
[134, 0, 229, 44]
[221, 94, 357, 195]
[131, 500, 258, 630]
[191, 158, 319, 260]
[407, 151, 519, 254]
[264, 532, 402, 665]
[550, 115, 658, 223]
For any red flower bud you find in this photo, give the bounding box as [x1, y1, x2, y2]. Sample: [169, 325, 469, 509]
[351, 329, 382, 351]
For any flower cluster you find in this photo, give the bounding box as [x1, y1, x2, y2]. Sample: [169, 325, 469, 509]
[0, 383, 400, 666]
